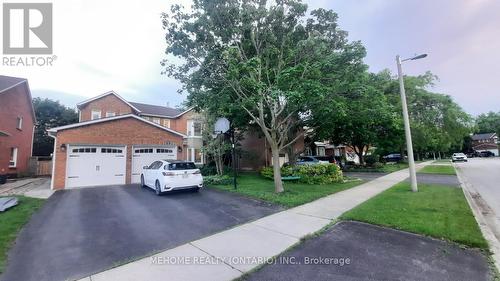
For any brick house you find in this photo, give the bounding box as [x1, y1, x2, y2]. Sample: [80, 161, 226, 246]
[0, 76, 36, 178]
[471, 133, 499, 156]
[48, 91, 204, 189]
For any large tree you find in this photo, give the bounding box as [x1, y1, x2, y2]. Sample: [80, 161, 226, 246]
[378, 72, 473, 158]
[162, 0, 365, 192]
[309, 71, 397, 164]
[33, 98, 78, 156]
[476, 111, 500, 136]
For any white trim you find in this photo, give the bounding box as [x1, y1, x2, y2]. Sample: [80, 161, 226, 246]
[138, 107, 194, 119]
[172, 107, 194, 118]
[0, 80, 26, 94]
[47, 114, 187, 137]
[30, 125, 35, 157]
[91, 109, 101, 120]
[50, 136, 57, 190]
[78, 110, 81, 122]
[76, 91, 141, 112]
[9, 147, 18, 167]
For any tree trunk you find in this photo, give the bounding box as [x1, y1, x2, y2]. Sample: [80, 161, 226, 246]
[357, 151, 364, 165]
[271, 146, 284, 193]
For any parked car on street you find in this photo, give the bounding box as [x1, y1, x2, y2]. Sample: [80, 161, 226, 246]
[295, 156, 329, 165]
[479, 151, 495, 157]
[452, 153, 468, 162]
[141, 160, 203, 195]
[383, 153, 403, 162]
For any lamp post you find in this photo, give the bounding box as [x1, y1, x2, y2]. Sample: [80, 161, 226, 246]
[396, 53, 427, 192]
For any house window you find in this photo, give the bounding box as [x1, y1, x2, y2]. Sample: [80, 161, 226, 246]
[16, 117, 23, 130]
[106, 111, 115, 117]
[91, 110, 101, 120]
[187, 148, 203, 164]
[152, 118, 161, 125]
[187, 120, 202, 137]
[316, 147, 326, 156]
[163, 119, 170, 128]
[9, 148, 18, 167]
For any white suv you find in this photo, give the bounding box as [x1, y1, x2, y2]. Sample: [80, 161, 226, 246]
[452, 153, 468, 163]
[141, 160, 203, 195]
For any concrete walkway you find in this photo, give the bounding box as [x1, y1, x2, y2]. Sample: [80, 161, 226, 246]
[78, 161, 433, 281]
[0, 177, 53, 199]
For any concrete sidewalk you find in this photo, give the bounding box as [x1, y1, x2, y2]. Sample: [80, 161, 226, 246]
[79, 161, 432, 281]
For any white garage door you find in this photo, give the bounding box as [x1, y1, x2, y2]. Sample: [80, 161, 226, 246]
[131, 146, 177, 183]
[66, 145, 127, 188]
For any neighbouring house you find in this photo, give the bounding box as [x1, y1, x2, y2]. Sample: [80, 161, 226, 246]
[0, 75, 36, 177]
[472, 133, 499, 156]
[238, 129, 304, 170]
[48, 91, 204, 189]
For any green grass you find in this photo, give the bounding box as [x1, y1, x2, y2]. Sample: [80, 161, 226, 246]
[346, 163, 409, 173]
[209, 172, 363, 208]
[419, 164, 456, 175]
[0, 196, 45, 273]
[433, 159, 452, 163]
[341, 182, 487, 248]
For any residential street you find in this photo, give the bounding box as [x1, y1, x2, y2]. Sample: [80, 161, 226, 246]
[1, 186, 281, 281]
[455, 158, 500, 241]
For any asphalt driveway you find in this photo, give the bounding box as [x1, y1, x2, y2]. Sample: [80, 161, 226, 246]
[1, 185, 281, 281]
[246, 221, 492, 281]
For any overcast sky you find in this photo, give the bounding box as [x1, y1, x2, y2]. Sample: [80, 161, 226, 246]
[1, 0, 499, 115]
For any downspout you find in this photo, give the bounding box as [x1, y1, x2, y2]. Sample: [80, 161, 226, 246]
[48, 131, 57, 190]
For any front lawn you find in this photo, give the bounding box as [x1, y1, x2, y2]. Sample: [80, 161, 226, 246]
[0, 196, 45, 273]
[345, 163, 409, 173]
[419, 164, 456, 175]
[209, 173, 363, 208]
[341, 182, 487, 248]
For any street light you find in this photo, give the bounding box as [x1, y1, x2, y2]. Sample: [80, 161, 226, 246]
[396, 53, 427, 192]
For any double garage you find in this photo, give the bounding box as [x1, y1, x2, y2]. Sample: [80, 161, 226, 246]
[48, 115, 186, 189]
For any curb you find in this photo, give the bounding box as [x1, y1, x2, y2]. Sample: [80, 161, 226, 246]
[454, 164, 500, 273]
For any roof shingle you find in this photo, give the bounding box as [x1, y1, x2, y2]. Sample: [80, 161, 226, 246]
[129, 102, 182, 117]
[0, 75, 26, 93]
[471, 133, 497, 141]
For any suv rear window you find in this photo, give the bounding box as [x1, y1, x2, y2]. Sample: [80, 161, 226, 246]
[167, 162, 197, 170]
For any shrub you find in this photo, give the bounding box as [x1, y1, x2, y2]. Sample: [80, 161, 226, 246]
[364, 154, 379, 166]
[200, 164, 217, 176]
[260, 164, 343, 184]
[204, 174, 232, 185]
[372, 162, 384, 169]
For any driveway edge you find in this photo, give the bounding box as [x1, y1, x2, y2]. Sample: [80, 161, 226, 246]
[454, 164, 500, 273]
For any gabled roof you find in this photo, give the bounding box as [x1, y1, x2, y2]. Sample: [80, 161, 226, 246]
[0, 75, 27, 94]
[129, 102, 182, 118]
[471, 133, 497, 141]
[473, 143, 499, 150]
[76, 91, 141, 112]
[0, 75, 36, 122]
[76, 90, 193, 118]
[47, 114, 187, 137]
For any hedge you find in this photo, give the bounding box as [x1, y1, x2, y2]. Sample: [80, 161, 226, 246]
[260, 163, 343, 184]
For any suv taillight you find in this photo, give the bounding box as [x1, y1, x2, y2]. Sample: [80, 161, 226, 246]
[193, 170, 201, 175]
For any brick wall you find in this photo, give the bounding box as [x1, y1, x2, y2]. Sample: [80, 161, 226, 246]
[52, 117, 184, 189]
[0, 83, 35, 176]
[79, 94, 134, 121]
